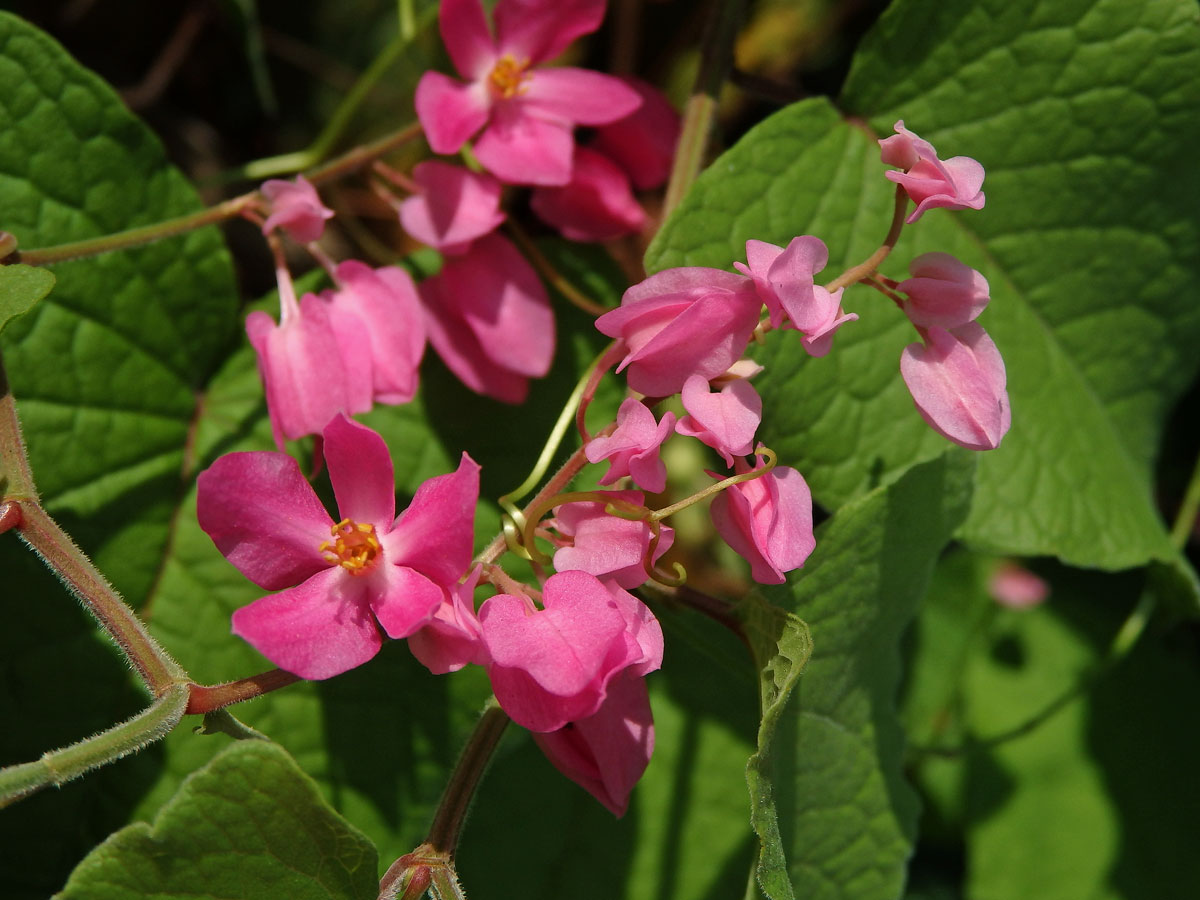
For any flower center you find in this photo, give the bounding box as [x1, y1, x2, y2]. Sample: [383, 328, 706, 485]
[488, 54, 531, 100]
[320, 518, 382, 575]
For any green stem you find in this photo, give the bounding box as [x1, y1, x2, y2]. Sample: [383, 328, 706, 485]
[662, 0, 746, 215]
[1169, 446, 1200, 548]
[0, 682, 189, 808]
[13, 501, 187, 693]
[426, 700, 510, 854]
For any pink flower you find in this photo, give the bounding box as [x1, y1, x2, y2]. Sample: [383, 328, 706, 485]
[710, 459, 815, 585]
[900, 322, 1010, 451]
[879, 120, 985, 223]
[590, 77, 680, 191]
[533, 672, 654, 816]
[408, 565, 486, 674]
[397, 161, 506, 254]
[734, 236, 857, 355]
[551, 490, 674, 589]
[325, 260, 425, 405]
[595, 267, 763, 397]
[414, 0, 641, 186]
[246, 282, 369, 449]
[260, 176, 334, 243]
[675, 374, 762, 466]
[585, 398, 676, 493]
[988, 561, 1049, 610]
[479, 570, 663, 732]
[530, 146, 646, 242]
[196, 415, 481, 680]
[897, 252, 989, 329]
[419, 232, 555, 404]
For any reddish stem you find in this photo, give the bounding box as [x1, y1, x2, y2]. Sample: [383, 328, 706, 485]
[185, 669, 302, 715]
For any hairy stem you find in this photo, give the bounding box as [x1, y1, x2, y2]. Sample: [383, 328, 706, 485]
[0, 683, 189, 808]
[663, 0, 746, 215]
[186, 669, 303, 714]
[427, 700, 510, 853]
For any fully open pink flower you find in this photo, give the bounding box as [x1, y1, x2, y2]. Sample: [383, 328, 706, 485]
[596, 267, 762, 397]
[419, 232, 555, 404]
[675, 374, 762, 466]
[260, 176, 334, 243]
[585, 398, 676, 493]
[196, 415, 480, 680]
[479, 570, 662, 732]
[530, 146, 646, 242]
[590, 76, 680, 191]
[900, 322, 1010, 451]
[533, 672, 654, 816]
[735, 237, 857, 355]
[551, 490, 674, 589]
[397, 161, 506, 254]
[897, 252, 990, 329]
[879, 121, 985, 223]
[415, 0, 641, 186]
[710, 459, 815, 584]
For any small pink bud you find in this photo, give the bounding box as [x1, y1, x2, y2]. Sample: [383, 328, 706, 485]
[898, 252, 990, 329]
[551, 490, 674, 589]
[675, 374, 762, 466]
[900, 322, 1011, 451]
[585, 398, 676, 493]
[880, 120, 985, 223]
[988, 562, 1048, 610]
[398, 161, 506, 255]
[710, 459, 815, 585]
[260, 176, 334, 243]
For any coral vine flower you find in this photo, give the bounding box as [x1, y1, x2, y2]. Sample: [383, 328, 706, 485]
[879, 120, 986, 223]
[710, 458, 815, 585]
[397, 161, 506, 254]
[415, 0, 642, 186]
[260, 176, 334, 243]
[533, 672, 654, 816]
[196, 415, 480, 680]
[479, 570, 663, 733]
[590, 76, 680, 191]
[897, 252, 990, 329]
[675, 374, 762, 466]
[419, 232, 555, 404]
[585, 398, 676, 493]
[900, 322, 1011, 451]
[551, 491, 675, 589]
[530, 146, 646, 242]
[596, 267, 762, 397]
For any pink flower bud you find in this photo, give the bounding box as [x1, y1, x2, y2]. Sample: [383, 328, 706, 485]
[398, 161, 506, 255]
[596, 267, 762, 397]
[260, 176, 334, 243]
[407, 565, 486, 674]
[900, 322, 1011, 451]
[585, 398, 676, 493]
[530, 147, 646, 242]
[710, 460, 815, 585]
[897, 252, 990, 329]
[879, 120, 985, 223]
[675, 374, 762, 466]
[590, 77, 681, 191]
[551, 490, 674, 589]
[988, 562, 1048, 610]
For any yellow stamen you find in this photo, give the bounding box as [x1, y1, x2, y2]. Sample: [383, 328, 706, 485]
[489, 54, 531, 100]
[319, 518, 382, 575]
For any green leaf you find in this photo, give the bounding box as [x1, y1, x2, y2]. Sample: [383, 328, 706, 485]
[645, 0, 1200, 593]
[741, 594, 813, 900]
[55, 740, 379, 900]
[751, 451, 975, 900]
[0, 264, 54, 334]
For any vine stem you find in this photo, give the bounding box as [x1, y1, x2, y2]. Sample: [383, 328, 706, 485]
[824, 183, 909, 292]
[662, 0, 746, 215]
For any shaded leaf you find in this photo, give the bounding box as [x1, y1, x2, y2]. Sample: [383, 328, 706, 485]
[0, 264, 54, 334]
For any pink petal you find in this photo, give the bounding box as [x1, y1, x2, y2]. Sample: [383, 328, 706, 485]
[493, 0, 606, 63]
[585, 398, 675, 493]
[322, 413, 396, 527]
[407, 566, 486, 674]
[619, 266, 750, 305]
[533, 673, 654, 816]
[897, 252, 990, 329]
[260, 176, 334, 244]
[473, 104, 575, 185]
[231, 567, 381, 680]
[675, 374, 762, 466]
[530, 146, 646, 242]
[591, 77, 680, 190]
[552, 491, 675, 589]
[414, 71, 491, 155]
[197, 450, 332, 591]
[711, 463, 815, 584]
[438, 0, 497, 80]
[385, 452, 481, 586]
[368, 565, 446, 639]
[435, 232, 555, 377]
[398, 161, 506, 254]
[522, 67, 642, 126]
